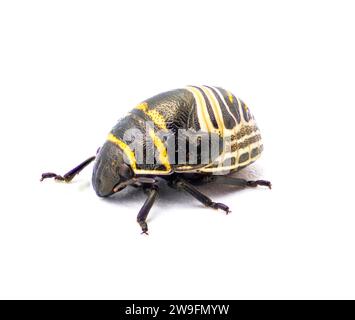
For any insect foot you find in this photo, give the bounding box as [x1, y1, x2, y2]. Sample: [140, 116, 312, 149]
[211, 202, 231, 214]
[138, 220, 149, 235]
[247, 180, 272, 189]
[40, 173, 67, 182]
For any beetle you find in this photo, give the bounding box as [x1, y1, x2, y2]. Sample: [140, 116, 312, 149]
[41, 85, 271, 234]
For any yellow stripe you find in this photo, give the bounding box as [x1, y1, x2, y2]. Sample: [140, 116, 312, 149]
[227, 90, 234, 103]
[107, 133, 137, 170]
[149, 129, 171, 172]
[136, 102, 168, 131]
[199, 155, 260, 173]
[212, 86, 239, 128]
[108, 133, 172, 175]
[133, 169, 171, 175]
[200, 140, 262, 173]
[235, 96, 244, 122]
[186, 86, 214, 133]
[200, 86, 225, 136]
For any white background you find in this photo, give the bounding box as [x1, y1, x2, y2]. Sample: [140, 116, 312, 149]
[0, 0, 354, 299]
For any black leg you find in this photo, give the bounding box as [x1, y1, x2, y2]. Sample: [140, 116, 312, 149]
[171, 179, 230, 214]
[40, 156, 96, 182]
[203, 176, 272, 189]
[137, 185, 159, 235]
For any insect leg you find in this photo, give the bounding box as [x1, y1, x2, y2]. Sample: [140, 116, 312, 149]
[171, 179, 230, 214]
[40, 156, 96, 182]
[137, 185, 159, 235]
[203, 176, 272, 189]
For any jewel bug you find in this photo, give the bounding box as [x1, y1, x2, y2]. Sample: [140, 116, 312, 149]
[41, 86, 271, 234]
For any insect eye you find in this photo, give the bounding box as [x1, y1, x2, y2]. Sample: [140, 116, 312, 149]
[118, 164, 133, 179]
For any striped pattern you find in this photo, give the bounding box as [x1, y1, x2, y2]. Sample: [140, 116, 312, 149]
[135, 102, 168, 131]
[107, 132, 173, 175]
[183, 85, 263, 174]
[148, 129, 171, 172]
[107, 86, 263, 176]
[107, 133, 137, 171]
[185, 86, 217, 133]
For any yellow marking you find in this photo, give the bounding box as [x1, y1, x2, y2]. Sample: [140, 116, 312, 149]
[227, 91, 234, 103]
[108, 132, 172, 175]
[186, 86, 214, 133]
[201, 86, 225, 136]
[235, 96, 244, 122]
[175, 166, 196, 172]
[244, 103, 250, 119]
[200, 139, 262, 173]
[136, 102, 147, 111]
[199, 157, 258, 173]
[107, 133, 137, 170]
[136, 102, 168, 131]
[134, 169, 172, 175]
[212, 86, 239, 130]
[149, 129, 172, 172]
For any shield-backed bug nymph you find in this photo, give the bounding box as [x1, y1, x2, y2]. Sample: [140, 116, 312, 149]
[41, 86, 271, 234]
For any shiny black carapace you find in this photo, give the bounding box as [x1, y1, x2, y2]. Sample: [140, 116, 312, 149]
[41, 86, 271, 234]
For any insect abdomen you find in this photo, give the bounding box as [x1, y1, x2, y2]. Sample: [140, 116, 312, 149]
[184, 85, 263, 173]
[106, 86, 263, 176]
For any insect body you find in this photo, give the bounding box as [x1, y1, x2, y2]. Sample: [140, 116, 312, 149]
[41, 86, 271, 234]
